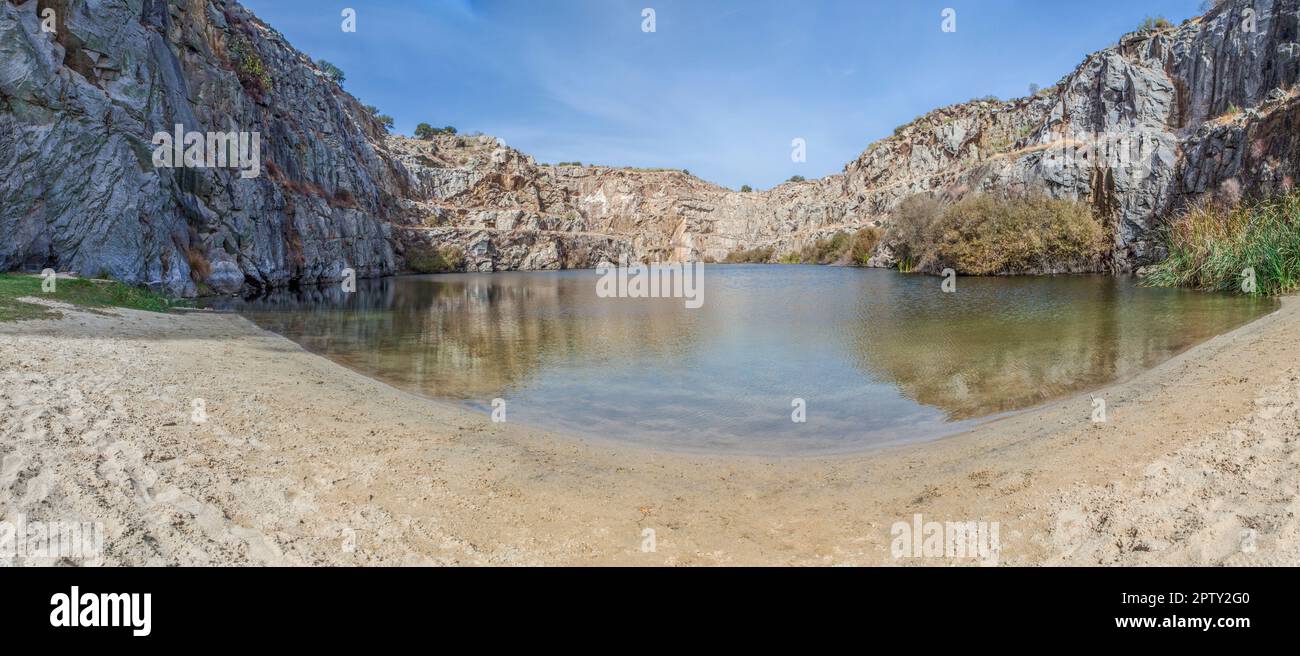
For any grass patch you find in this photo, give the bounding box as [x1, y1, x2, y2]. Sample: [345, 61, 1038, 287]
[0, 274, 175, 322]
[1143, 193, 1300, 296]
[1213, 104, 1243, 126]
[406, 245, 466, 274]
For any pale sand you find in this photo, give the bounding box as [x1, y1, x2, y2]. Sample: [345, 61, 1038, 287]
[1, 296, 1297, 566]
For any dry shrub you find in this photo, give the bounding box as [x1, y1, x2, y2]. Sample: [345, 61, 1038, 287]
[848, 227, 883, 264]
[887, 193, 1109, 274]
[885, 194, 945, 269]
[407, 244, 465, 273]
[794, 227, 884, 265]
[723, 246, 774, 263]
[329, 189, 359, 209]
[185, 245, 211, 282]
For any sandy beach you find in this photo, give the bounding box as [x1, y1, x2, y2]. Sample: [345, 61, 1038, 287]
[1, 296, 1297, 566]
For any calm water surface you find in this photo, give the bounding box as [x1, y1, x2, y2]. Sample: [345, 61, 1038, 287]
[214, 266, 1274, 455]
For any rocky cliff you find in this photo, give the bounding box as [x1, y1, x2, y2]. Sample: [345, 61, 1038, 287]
[389, 0, 1300, 274]
[1, 0, 415, 296]
[3, 0, 1299, 293]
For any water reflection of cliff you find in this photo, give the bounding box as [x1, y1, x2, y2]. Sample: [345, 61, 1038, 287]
[211, 269, 1274, 444]
[847, 275, 1273, 420]
[223, 273, 701, 399]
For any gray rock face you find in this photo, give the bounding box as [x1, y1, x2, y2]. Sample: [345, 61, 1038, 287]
[776, 0, 1300, 271]
[2, 0, 1298, 293]
[0, 0, 412, 296]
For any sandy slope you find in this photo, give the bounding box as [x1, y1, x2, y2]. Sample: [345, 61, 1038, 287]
[1, 297, 1297, 566]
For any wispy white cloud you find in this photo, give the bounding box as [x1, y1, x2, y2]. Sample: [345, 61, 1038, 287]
[243, 0, 1208, 189]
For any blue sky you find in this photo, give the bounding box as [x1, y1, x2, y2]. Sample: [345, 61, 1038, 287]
[242, 0, 1205, 190]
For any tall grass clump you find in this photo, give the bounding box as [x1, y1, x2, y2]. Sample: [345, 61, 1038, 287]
[1144, 193, 1300, 296]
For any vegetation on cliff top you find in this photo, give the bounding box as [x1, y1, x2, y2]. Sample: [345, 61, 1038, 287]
[1144, 192, 1300, 296]
[364, 105, 395, 131]
[1137, 16, 1174, 32]
[0, 274, 175, 322]
[415, 124, 459, 139]
[316, 59, 345, 84]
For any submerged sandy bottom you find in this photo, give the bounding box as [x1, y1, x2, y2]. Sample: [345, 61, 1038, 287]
[1, 297, 1298, 566]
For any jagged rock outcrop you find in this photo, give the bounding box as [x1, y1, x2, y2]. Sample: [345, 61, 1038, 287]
[2, 0, 1298, 293]
[390, 134, 871, 270]
[1, 0, 415, 296]
[386, 0, 1300, 274]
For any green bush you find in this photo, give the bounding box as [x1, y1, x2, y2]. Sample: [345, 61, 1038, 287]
[407, 245, 465, 274]
[229, 36, 271, 95]
[364, 105, 394, 131]
[415, 124, 458, 139]
[1144, 193, 1300, 296]
[316, 59, 345, 84]
[740, 185, 753, 193]
[787, 175, 806, 183]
